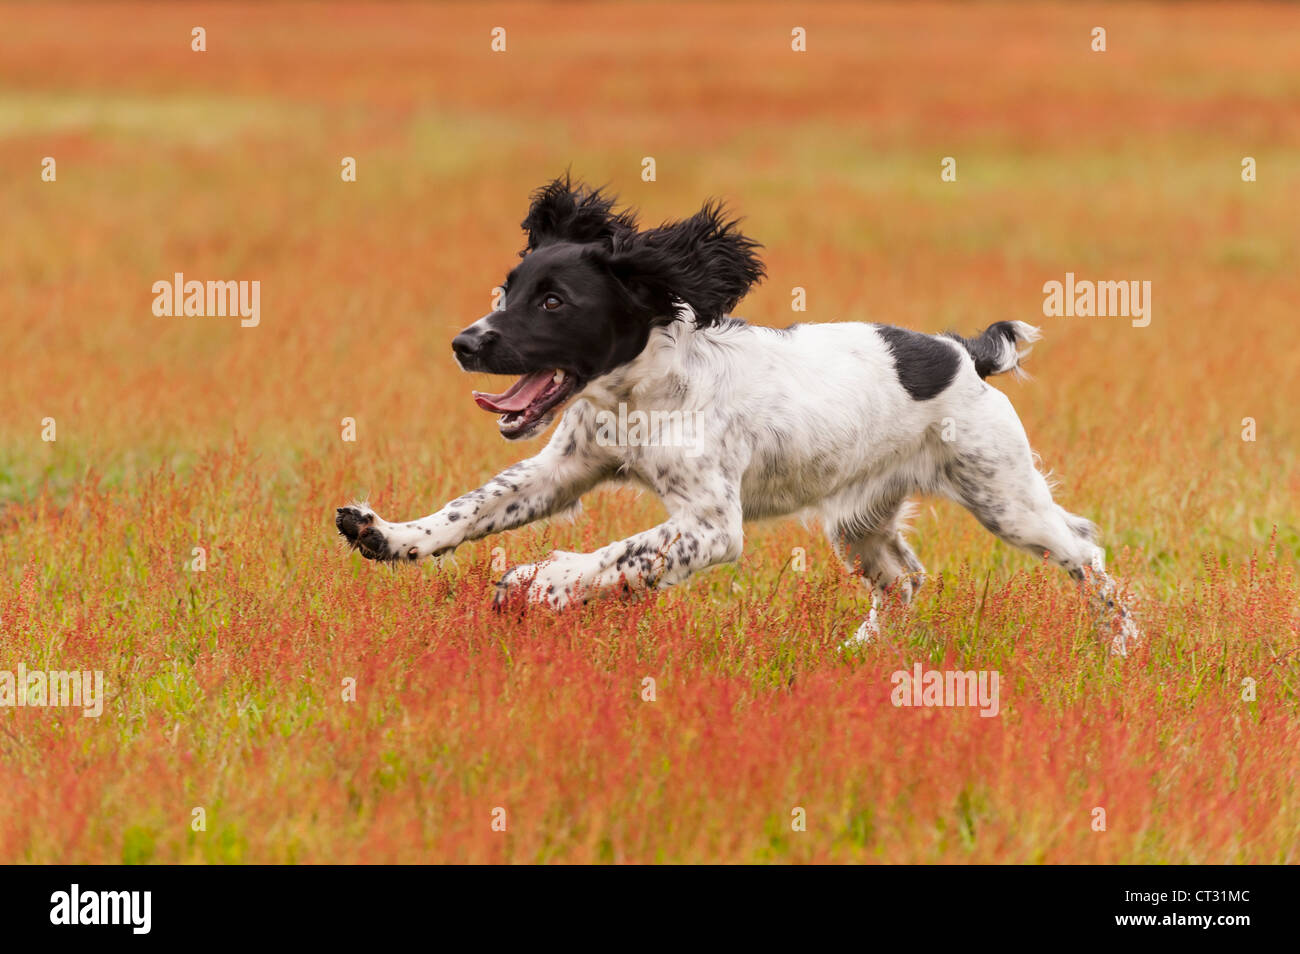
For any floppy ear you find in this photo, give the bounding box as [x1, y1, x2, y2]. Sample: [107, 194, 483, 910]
[520, 174, 640, 255]
[601, 200, 766, 326]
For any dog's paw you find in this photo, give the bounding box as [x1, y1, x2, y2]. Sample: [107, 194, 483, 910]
[1108, 611, 1143, 658]
[493, 554, 588, 611]
[337, 506, 458, 564]
[840, 606, 881, 652]
[336, 505, 400, 562]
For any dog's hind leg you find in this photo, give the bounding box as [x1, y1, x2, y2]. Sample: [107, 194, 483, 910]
[824, 493, 926, 646]
[942, 390, 1140, 654]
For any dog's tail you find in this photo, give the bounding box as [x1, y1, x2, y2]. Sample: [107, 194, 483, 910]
[948, 321, 1041, 380]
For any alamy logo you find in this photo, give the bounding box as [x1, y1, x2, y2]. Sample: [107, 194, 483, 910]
[594, 403, 707, 458]
[890, 664, 1000, 718]
[0, 664, 104, 718]
[152, 272, 260, 327]
[1042, 271, 1151, 328]
[50, 884, 151, 934]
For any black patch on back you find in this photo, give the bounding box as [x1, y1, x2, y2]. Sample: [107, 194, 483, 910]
[874, 325, 960, 400]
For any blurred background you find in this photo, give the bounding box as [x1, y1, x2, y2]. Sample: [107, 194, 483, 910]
[2, 2, 1297, 573]
[1, 0, 1298, 865]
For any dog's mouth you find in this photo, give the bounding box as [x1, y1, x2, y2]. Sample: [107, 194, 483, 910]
[472, 368, 580, 439]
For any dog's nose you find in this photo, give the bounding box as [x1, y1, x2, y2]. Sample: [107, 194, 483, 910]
[452, 327, 498, 361]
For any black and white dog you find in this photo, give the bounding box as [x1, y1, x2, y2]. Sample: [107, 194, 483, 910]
[336, 176, 1138, 652]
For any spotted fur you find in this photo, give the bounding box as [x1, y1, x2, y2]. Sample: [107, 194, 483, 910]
[336, 178, 1139, 655]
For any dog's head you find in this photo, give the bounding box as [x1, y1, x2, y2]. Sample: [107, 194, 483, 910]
[452, 175, 765, 440]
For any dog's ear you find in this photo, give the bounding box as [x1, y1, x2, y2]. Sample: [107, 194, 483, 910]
[600, 200, 765, 326]
[521, 174, 639, 255]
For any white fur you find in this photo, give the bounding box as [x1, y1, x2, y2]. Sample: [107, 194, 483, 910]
[343, 313, 1138, 653]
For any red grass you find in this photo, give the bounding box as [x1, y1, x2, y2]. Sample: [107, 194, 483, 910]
[0, 2, 1297, 863]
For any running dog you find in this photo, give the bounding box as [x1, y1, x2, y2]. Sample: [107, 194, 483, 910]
[335, 176, 1139, 652]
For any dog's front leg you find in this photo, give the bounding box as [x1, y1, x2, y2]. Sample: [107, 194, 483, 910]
[496, 475, 743, 610]
[336, 412, 614, 562]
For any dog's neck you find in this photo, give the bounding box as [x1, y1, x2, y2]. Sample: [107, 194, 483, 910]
[578, 307, 719, 412]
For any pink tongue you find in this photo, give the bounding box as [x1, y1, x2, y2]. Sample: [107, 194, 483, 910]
[473, 370, 554, 413]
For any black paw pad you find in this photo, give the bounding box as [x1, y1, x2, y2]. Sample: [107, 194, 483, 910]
[335, 507, 371, 543]
[356, 527, 392, 561]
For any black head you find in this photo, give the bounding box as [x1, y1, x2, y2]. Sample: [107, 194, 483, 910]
[452, 175, 765, 440]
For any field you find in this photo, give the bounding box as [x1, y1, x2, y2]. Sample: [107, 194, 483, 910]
[1, 1, 1298, 863]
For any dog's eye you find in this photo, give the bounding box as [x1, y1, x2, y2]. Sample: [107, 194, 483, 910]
[541, 294, 563, 312]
